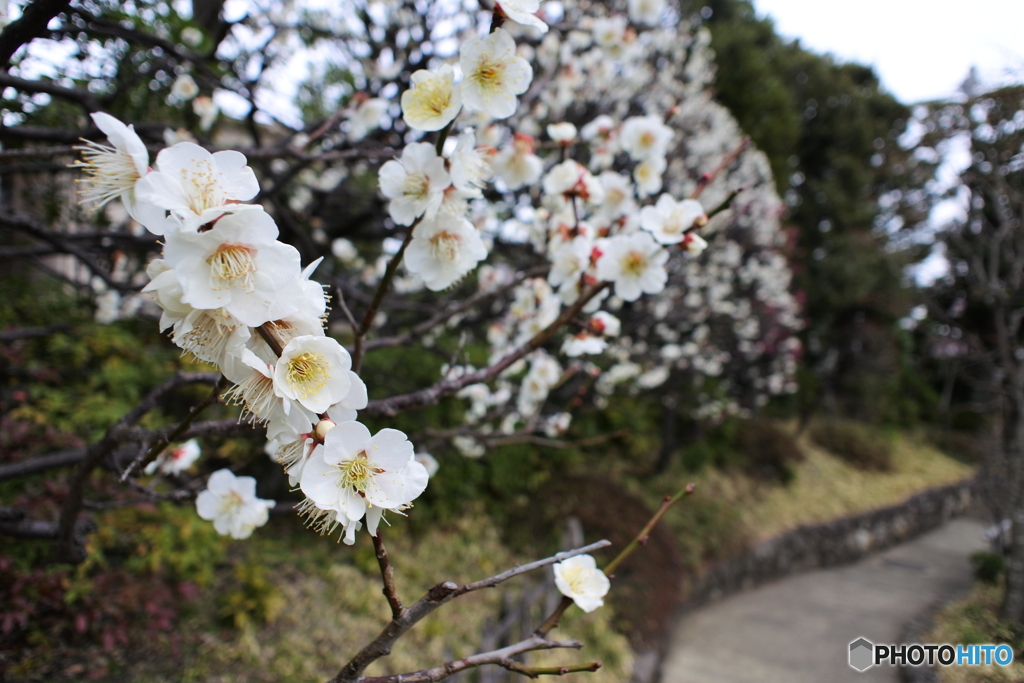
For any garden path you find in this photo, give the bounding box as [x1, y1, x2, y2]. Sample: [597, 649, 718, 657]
[660, 516, 989, 683]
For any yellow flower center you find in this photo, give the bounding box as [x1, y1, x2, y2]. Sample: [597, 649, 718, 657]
[404, 76, 455, 123]
[218, 490, 245, 516]
[623, 250, 647, 276]
[286, 352, 331, 399]
[471, 57, 503, 91]
[338, 451, 372, 492]
[560, 564, 590, 593]
[429, 231, 461, 263]
[208, 244, 256, 292]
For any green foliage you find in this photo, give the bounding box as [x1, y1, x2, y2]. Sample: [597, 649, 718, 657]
[699, 0, 937, 425]
[78, 504, 229, 589]
[971, 552, 1006, 586]
[733, 418, 804, 483]
[217, 561, 285, 630]
[808, 419, 893, 471]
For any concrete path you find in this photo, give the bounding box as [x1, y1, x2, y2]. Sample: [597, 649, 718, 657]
[660, 517, 989, 683]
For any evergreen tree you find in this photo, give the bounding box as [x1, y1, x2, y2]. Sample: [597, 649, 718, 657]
[696, 0, 937, 423]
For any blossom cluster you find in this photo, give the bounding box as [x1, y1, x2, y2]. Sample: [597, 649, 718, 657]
[76, 112, 427, 544]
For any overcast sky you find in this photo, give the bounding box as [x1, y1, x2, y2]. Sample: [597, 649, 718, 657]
[750, 0, 1024, 104]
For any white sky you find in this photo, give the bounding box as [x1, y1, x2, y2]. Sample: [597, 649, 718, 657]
[751, 0, 1024, 104]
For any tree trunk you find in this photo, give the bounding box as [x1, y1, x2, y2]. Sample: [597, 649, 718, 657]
[1000, 379, 1024, 621]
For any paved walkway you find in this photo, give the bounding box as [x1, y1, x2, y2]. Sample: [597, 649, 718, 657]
[660, 517, 989, 683]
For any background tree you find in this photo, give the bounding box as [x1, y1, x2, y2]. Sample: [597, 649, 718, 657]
[914, 84, 1024, 622]
[695, 0, 937, 426]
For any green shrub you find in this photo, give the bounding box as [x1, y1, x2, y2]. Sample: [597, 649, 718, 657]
[733, 418, 804, 483]
[971, 551, 1005, 585]
[809, 420, 893, 471]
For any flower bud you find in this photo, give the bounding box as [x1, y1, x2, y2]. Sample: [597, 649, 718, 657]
[314, 419, 337, 442]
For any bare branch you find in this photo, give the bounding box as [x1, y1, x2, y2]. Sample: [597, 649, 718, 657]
[372, 532, 406, 620]
[0, 71, 101, 111]
[329, 540, 609, 683]
[0, 448, 85, 481]
[120, 376, 230, 481]
[363, 283, 610, 418]
[54, 371, 221, 562]
[0, 0, 71, 67]
[357, 636, 585, 683]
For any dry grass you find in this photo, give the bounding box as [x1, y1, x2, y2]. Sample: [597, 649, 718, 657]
[688, 427, 975, 543]
[123, 511, 633, 683]
[927, 584, 1024, 683]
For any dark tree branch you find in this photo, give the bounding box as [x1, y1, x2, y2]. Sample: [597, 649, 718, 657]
[0, 448, 85, 481]
[363, 283, 610, 418]
[54, 372, 221, 562]
[0, 0, 71, 67]
[0, 71, 100, 111]
[372, 532, 405, 620]
[328, 540, 610, 683]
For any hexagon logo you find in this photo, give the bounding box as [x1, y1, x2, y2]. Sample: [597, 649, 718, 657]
[849, 637, 874, 672]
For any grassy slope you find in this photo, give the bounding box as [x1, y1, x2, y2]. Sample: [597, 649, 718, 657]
[926, 584, 1024, 683]
[740, 430, 974, 541]
[641, 427, 975, 569]
[125, 511, 634, 683]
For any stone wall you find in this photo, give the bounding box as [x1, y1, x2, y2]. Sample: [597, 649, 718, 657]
[679, 477, 976, 612]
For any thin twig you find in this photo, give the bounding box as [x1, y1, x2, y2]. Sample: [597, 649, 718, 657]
[499, 659, 601, 679]
[120, 377, 230, 481]
[690, 137, 749, 200]
[372, 532, 406, 620]
[363, 282, 610, 417]
[351, 225, 418, 372]
[603, 482, 696, 576]
[54, 372, 220, 562]
[357, 636, 585, 683]
[329, 540, 609, 683]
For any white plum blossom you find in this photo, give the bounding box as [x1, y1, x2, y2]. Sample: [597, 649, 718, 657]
[640, 195, 706, 245]
[171, 74, 199, 101]
[161, 209, 303, 327]
[589, 311, 621, 337]
[592, 16, 629, 58]
[492, 133, 544, 190]
[73, 112, 151, 216]
[681, 232, 709, 256]
[378, 142, 451, 226]
[192, 95, 218, 131]
[496, 0, 549, 33]
[553, 554, 610, 613]
[274, 335, 355, 414]
[620, 115, 674, 161]
[347, 97, 390, 140]
[547, 122, 577, 143]
[195, 469, 274, 539]
[548, 235, 594, 300]
[299, 421, 428, 544]
[401, 66, 462, 131]
[562, 333, 606, 357]
[633, 155, 666, 198]
[459, 29, 532, 119]
[542, 159, 605, 206]
[596, 232, 669, 301]
[415, 451, 440, 478]
[453, 435, 486, 458]
[405, 214, 489, 290]
[594, 171, 637, 225]
[145, 438, 201, 476]
[448, 131, 493, 198]
[628, 0, 665, 25]
[134, 142, 261, 233]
